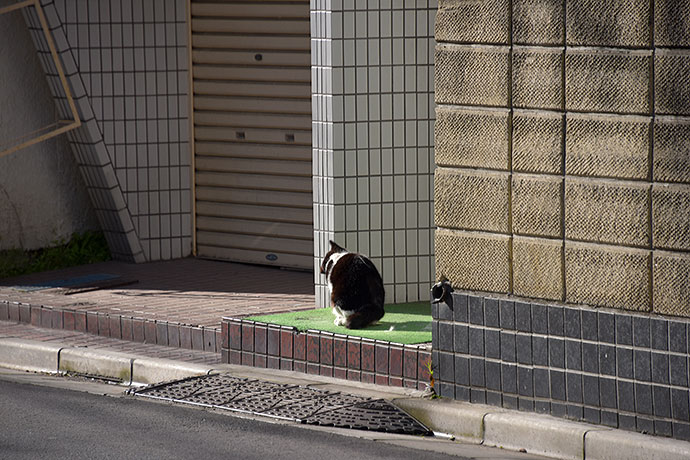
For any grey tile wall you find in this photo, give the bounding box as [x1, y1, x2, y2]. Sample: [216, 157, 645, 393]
[433, 292, 690, 440]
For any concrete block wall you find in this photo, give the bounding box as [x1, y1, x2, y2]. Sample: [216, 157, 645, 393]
[312, 0, 437, 307]
[434, 0, 690, 317]
[432, 0, 690, 440]
[21, 0, 192, 262]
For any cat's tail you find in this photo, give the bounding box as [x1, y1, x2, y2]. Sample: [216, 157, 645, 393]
[345, 304, 385, 329]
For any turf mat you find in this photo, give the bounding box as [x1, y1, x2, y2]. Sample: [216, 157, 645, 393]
[246, 302, 432, 345]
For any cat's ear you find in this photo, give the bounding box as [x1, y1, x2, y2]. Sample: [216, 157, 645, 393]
[329, 240, 344, 252]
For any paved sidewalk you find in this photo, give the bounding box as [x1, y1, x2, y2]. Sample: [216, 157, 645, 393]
[3, 261, 690, 459]
[0, 258, 316, 328]
[2, 320, 690, 460]
[0, 320, 220, 365]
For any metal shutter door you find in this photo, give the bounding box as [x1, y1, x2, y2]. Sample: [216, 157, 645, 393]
[191, 1, 312, 269]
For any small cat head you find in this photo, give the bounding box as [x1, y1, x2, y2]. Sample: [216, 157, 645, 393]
[320, 240, 347, 275]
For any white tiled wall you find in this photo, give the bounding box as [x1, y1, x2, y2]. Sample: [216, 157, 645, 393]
[23, 0, 192, 261]
[312, 0, 437, 307]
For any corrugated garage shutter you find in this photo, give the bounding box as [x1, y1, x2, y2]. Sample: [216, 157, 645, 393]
[191, 0, 313, 269]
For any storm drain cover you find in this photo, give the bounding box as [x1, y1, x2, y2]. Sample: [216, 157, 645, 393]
[131, 374, 431, 436]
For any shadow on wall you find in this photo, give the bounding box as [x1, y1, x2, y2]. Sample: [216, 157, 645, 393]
[0, 9, 98, 251]
[0, 184, 24, 249]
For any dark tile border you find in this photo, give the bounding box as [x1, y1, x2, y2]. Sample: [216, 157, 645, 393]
[0, 300, 221, 352]
[221, 316, 432, 391]
[433, 292, 690, 441]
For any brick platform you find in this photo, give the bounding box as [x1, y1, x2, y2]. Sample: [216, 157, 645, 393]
[1, 258, 434, 389]
[221, 317, 433, 391]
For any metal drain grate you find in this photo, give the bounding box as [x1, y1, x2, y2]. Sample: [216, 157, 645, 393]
[131, 374, 432, 436]
[305, 399, 430, 435]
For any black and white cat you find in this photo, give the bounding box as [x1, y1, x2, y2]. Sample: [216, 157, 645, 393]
[320, 240, 385, 329]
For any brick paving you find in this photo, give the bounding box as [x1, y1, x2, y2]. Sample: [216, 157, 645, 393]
[0, 258, 315, 328]
[0, 258, 316, 352]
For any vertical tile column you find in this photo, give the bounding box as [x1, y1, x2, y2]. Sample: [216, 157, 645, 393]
[311, 0, 335, 307]
[312, 0, 437, 307]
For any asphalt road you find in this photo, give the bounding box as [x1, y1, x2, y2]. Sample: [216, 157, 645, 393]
[0, 375, 462, 460]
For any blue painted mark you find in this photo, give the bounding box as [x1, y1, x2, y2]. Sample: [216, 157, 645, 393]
[265, 254, 278, 261]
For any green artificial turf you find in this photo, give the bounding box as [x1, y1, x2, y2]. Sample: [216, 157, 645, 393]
[246, 302, 432, 345]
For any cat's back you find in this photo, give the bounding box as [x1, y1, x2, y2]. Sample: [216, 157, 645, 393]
[330, 252, 384, 306]
[332, 253, 381, 282]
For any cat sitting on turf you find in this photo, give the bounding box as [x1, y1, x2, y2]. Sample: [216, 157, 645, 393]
[320, 240, 385, 329]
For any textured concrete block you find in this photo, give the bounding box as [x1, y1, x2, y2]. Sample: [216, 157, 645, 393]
[435, 0, 509, 44]
[435, 44, 510, 107]
[512, 110, 564, 174]
[512, 174, 563, 238]
[565, 114, 651, 180]
[566, 0, 651, 47]
[655, 51, 690, 116]
[435, 106, 510, 170]
[435, 168, 510, 233]
[653, 117, 690, 183]
[565, 178, 650, 247]
[565, 242, 651, 310]
[655, 0, 690, 47]
[513, 236, 564, 301]
[653, 251, 690, 318]
[652, 184, 690, 251]
[513, 0, 564, 45]
[512, 47, 564, 110]
[435, 229, 511, 293]
[565, 49, 651, 114]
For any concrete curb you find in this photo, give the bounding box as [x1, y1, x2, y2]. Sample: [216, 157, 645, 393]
[483, 411, 599, 460]
[393, 396, 690, 460]
[0, 338, 63, 374]
[393, 397, 491, 443]
[585, 428, 690, 460]
[60, 348, 134, 384]
[1, 338, 689, 460]
[0, 338, 214, 386]
[131, 357, 212, 385]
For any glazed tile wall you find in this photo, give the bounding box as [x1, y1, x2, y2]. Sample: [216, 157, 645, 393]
[312, 0, 437, 307]
[433, 293, 690, 440]
[22, 0, 192, 261]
